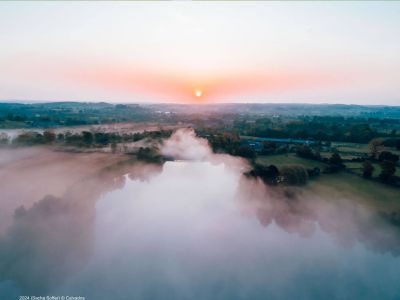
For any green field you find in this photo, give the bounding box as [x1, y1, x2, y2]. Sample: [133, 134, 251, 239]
[305, 172, 400, 212]
[0, 120, 27, 129]
[332, 142, 400, 156]
[257, 154, 400, 212]
[331, 142, 370, 153]
[345, 161, 400, 177]
[320, 151, 355, 160]
[256, 154, 326, 169]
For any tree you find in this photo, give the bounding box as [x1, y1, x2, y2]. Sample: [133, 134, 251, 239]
[247, 164, 279, 185]
[43, 130, 56, 144]
[262, 141, 276, 155]
[137, 147, 163, 163]
[362, 160, 374, 178]
[307, 167, 320, 177]
[94, 132, 109, 145]
[329, 152, 343, 166]
[56, 133, 65, 142]
[379, 160, 396, 181]
[82, 131, 94, 145]
[296, 145, 315, 160]
[235, 145, 256, 159]
[368, 139, 384, 159]
[14, 132, 43, 145]
[280, 165, 309, 186]
[378, 151, 399, 163]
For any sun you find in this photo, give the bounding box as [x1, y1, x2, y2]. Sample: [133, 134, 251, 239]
[195, 89, 202, 97]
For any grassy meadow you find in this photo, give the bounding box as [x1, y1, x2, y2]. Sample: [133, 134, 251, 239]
[256, 153, 400, 212]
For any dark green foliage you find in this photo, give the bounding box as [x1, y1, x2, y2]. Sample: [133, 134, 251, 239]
[261, 141, 277, 155]
[379, 160, 396, 181]
[322, 153, 344, 174]
[94, 132, 110, 145]
[14, 132, 44, 145]
[246, 164, 279, 185]
[56, 133, 65, 142]
[384, 138, 400, 150]
[234, 115, 396, 144]
[136, 147, 163, 163]
[235, 145, 256, 159]
[369, 139, 384, 159]
[378, 151, 399, 163]
[362, 161, 374, 178]
[205, 132, 240, 154]
[12, 129, 172, 148]
[329, 153, 343, 166]
[279, 165, 309, 186]
[82, 131, 93, 145]
[383, 138, 400, 148]
[43, 130, 56, 144]
[201, 131, 259, 160]
[296, 145, 319, 160]
[0, 102, 155, 129]
[307, 167, 320, 178]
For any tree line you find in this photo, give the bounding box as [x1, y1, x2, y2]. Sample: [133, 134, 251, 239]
[0, 130, 172, 148]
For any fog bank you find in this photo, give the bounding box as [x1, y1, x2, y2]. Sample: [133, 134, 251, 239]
[1, 129, 400, 299]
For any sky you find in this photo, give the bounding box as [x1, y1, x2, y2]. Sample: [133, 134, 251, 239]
[0, 1, 399, 105]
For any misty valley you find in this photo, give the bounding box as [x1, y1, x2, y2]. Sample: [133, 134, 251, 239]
[1, 106, 400, 299]
[2, 0, 400, 298]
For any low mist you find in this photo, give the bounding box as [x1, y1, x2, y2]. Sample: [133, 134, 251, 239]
[1, 129, 400, 299]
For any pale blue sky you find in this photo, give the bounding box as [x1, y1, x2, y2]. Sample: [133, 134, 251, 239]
[0, 1, 399, 104]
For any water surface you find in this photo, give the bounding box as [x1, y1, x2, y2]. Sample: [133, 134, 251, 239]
[51, 161, 400, 300]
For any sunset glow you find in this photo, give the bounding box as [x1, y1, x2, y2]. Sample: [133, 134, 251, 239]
[0, 1, 399, 104]
[195, 90, 202, 98]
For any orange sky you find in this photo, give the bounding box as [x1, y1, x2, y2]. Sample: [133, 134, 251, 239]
[58, 61, 344, 103]
[1, 2, 400, 104]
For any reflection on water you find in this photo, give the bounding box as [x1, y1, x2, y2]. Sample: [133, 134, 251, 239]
[0, 160, 163, 297]
[1, 160, 400, 299]
[59, 161, 400, 300]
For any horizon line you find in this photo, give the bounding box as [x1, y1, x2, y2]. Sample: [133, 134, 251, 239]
[0, 99, 399, 108]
